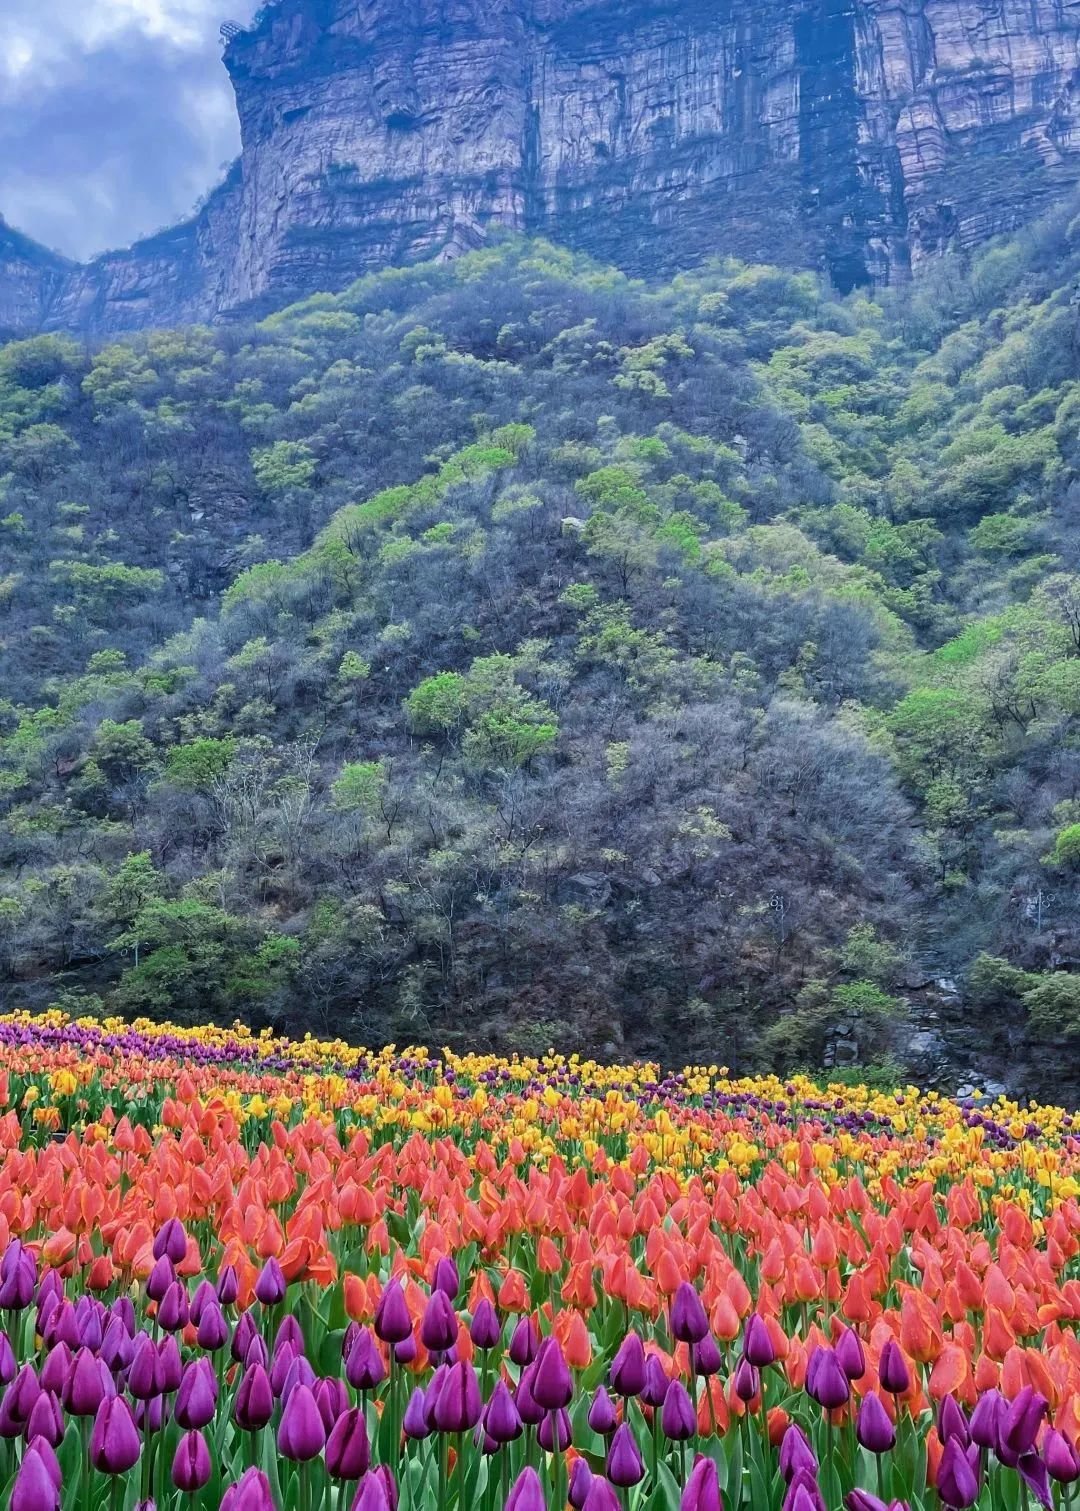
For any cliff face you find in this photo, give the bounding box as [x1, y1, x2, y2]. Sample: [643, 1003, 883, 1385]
[5, 0, 1080, 332]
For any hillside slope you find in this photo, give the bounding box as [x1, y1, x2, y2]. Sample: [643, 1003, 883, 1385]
[2, 228, 1080, 1093]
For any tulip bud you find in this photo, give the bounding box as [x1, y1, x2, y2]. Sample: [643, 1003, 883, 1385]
[373, 1280, 412, 1345]
[509, 1316, 539, 1366]
[1001, 1387, 1049, 1459]
[90, 1396, 142, 1474]
[936, 1439, 980, 1509]
[157, 1283, 189, 1335]
[278, 1383, 327, 1462]
[681, 1456, 724, 1511]
[505, 1467, 546, 1511]
[856, 1394, 896, 1454]
[394, 1335, 417, 1366]
[174, 1359, 218, 1431]
[570, 1457, 594, 1509]
[216, 1265, 240, 1307]
[38, 1344, 70, 1400]
[965, 1389, 1000, 1451]
[692, 1334, 723, 1377]
[420, 1290, 458, 1355]
[127, 1335, 159, 1401]
[531, 1337, 572, 1411]
[938, 1396, 970, 1448]
[779, 1424, 817, 1484]
[231, 1310, 259, 1365]
[469, 1299, 501, 1351]
[234, 1365, 274, 1432]
[671, 1283, 709, 1345]
[733, 1358, 759, 1404]
[1045, 1430, 1080, 1485]
[196, 1302, 230, 1353]
[172, 1430, 212, 1493]
[743, 1315, 777, 1369]
[538, 1407, 572, 1452]
[220, 1467, 276, 1511]
[314, 1377, 350, 1432]
[662, 1380, 696, 1442]
[0, 1365, 40, 1438]
[610, 1332, 647, 1398]
[327, 1406, 370, 1480]
[878, 1341, 910, 1397]
[432, 1257, 460, 1300]
[153, 1219, 188, 1265]
[484, 1380, 523, 1444]
[11, 1446, 60, 1511]
[514, 1362, 544, 1427]
[344, 1330, 386, 1392]
[641, 1354, 670, 1409]
[155, 1337, 183, 1396]
[403, 1387, 431, 1441]
[351, 1474, 389, 1511]
[588, 1384, 618, 1436]
[255, 1258, 286, 1308]
[806, 1348, 849, 1411]
[836, 1327, 866, 1383]
[583, 1479, 622, 1511]
[608, 1422, 645, 1486]
[25, 1390, 64, 1448]
[431, 1360, 482, 1434]
[63, 1347, 105, 1417]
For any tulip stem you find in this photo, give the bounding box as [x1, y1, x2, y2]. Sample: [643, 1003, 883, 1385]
[457, 1431, 466, 1511]
[299, 1458, 312, 1511]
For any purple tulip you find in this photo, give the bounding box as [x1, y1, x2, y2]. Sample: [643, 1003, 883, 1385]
[172, 1430, 212, 1492]
[111, 1297, 136, 1337]
[532, 1337, 573, 1410]
[38, 1344, 70, 1400]
[0, 1365, 40, 1438]
[90, 1397, 141, 1474]
[856, 1393, 896, 1454]
[63, 1347, 105, 1417]
[878, 1341, 910, 1396]
[326, 1406, 370, 1480]
[234, 1365, 274, 1432]
[733, 1358, 759, 1403]
[420, 1290, 458, 1354]
[231, 1310, 259, 1364]
[314, 1377, 350, 1432]
[780, 1424, 818, 1483]
[216, 1264, 240, 1307]
[146, 1256, 175, 1304]
[174, 1359, 218, 1430]
[661, 1380, 696, 1442]
[26, 1437, 62, 1492]
[431, 1360, 482, 1433]
[693, 1334, 723, 1377]
[806, 1348, 850, 1411]
[24, 1390, 64, 1448]
[403, 1386, 431, 1440]
[196, 1302, 230, 1353]
[744, 1315, 777, 1368]
[0, 1254, 36, 1312]
[784, 1470, 828, 1511]
[583, 1479, 622, 1511]
[345, 1331, 386, 1392]
[101, 1316, 134, 1373]
[588, 1384, 617, 1435]
[155, 1337, 183, 1396]
[280, 1355, 317, 1407]
[134, 1396, 166, 1435]
[836, 1327, 866, 1382]
[1045, 1430, 1080, 1485]
[671, 1283, 710, 1345]
[938, 1396, 970, 1448]
[641, 1355, 670, 1409]
[484, 1378, 523, 1443]
[11, 1446, 59, 1511]
[610, 1332, 647, 1397]
[505, 1467, 546, 1511]
[254, 1257, 286, 1307]
[937, 1439, 980, 1509]
[846, 1494, 891, 1511]
[509, 1316, 539, 1366]
[269, 1342, 298, 1398]
[188, 1281, 217, 1326]
[681, 1456, 724, 1511]
[373, 1280, 412, 1345]
[515, 1362, 544, 1427]
[607, 1423, 645, 1487]
[570, 1458, 595, 1509]
[538, 1406, 572, 1452]
[1001, 1387, 1049, 1459]
[969, 1389, 1006, 1450]
[153, 1220, 188, 1265]
[220, 1468, 276, 1511]
[278, 1383, 326, 1462]
[275, 1316, 305, 1357]
[423, 1365, 450, 1432]
[469, 1298, 501, 1350]
[351, 1475, 390, 1511]
[432, 1257, 460, 1299]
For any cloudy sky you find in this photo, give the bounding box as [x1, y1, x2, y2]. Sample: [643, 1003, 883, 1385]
[0, 0, 258, 262]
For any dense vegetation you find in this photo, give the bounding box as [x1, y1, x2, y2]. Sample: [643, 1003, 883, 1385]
[4, 215, 1080, 1073]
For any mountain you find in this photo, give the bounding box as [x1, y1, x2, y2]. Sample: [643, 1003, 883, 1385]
[8, 0, 1080, 333]
[3, 222, 1080, 1097]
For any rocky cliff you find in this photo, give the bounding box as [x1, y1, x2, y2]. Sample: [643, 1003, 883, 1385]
[6, 0, 1080, 332]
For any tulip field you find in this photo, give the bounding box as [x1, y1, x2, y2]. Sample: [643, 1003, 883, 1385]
[0, 1014, 1078, 1511]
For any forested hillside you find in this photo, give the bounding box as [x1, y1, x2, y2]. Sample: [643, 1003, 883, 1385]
[3, 219, 1080, 1080]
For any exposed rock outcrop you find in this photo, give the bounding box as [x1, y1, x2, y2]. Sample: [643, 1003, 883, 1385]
[6, 0, 1080, 332]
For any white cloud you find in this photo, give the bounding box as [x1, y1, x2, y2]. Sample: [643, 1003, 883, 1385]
[0, 0, 258, 257]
